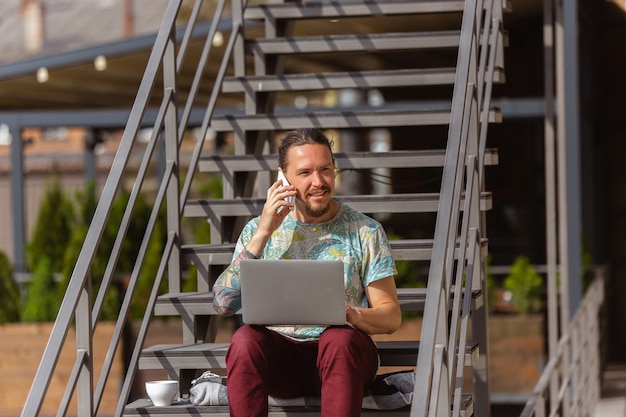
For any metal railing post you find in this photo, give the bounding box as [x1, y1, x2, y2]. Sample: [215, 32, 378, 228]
[75, 280, 94, 417]
[542, 0, 561, 415]
[232, 0, 245, 77]
[9, 117, 27, 276]
[164, 22, 182, 294]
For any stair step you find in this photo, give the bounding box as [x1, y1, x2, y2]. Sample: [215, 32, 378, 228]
[376, 340, 478, 366]
[210, 107, 501, 132]
[223, 67, 505, 93]
[247, 31, 460, 56]
[183, 192, 492, 218]
[155, 288, 483, 317]
[199, 149, 499, 173]
[138, 340, 477, 371]
[244, 0, 467, 21]
[222, 68, 457, 93]
[124, 398, 473, 417]
[124, 400, 415, 416]
[181, 238, 488, 265]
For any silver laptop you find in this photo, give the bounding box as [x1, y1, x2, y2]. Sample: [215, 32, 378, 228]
[239, 259, 346, 326]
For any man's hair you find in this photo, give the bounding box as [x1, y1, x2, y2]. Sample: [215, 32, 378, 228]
[278, 128, 335, 169]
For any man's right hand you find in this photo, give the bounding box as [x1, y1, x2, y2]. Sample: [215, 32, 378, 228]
[245, 180, 296, 257]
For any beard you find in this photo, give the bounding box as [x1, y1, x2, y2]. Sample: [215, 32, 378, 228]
[300, 187, 332, 219]
[304, 200, 331, 219]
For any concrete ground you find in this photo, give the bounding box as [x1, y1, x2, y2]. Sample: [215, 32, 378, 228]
[595, 363, 626, 417]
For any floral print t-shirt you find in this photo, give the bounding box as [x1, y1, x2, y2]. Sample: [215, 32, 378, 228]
[212, 203, 397, 341]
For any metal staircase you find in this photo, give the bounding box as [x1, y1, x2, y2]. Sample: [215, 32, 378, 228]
[20, 1, 507, 417]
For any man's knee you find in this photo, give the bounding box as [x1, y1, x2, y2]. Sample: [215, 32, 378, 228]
[319, 326, 375, 358]
[317, 326, 378, 392]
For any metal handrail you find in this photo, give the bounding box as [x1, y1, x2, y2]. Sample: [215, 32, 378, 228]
[20, 1, 238, 415]
[412, 0, 503, 416]
[520, 271, 605, 417]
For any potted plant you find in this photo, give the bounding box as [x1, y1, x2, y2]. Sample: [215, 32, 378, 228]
[502, 256, 543, 315]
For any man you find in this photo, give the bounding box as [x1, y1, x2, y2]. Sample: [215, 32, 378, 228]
[213, 128, 402, 417]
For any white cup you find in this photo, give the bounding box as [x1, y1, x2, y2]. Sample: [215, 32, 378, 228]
[145, 380, 179, 406]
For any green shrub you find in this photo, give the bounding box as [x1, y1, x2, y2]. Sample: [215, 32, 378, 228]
[26, 176, 74, 273]
[22, 257, 60, 322]
[23, 173, 220, 323]
[503, 256, 543, 314]
[22, 176, 74, 321]
[0, 251, 20, 323]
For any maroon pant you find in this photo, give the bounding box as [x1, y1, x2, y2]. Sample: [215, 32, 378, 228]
[225, 324, 379, 417]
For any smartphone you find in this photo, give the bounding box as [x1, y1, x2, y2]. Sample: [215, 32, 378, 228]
[277, 170, 295, 210]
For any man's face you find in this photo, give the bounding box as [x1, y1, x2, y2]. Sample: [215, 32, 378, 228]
[282, 143, 336, 221]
